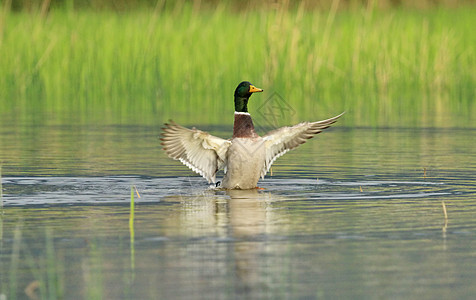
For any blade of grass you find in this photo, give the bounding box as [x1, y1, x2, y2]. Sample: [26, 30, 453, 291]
[442, 201, 448, 233]
[0, 0, 12, 48]
[0, 163, 3, 214]
[129, 186, 135, 279]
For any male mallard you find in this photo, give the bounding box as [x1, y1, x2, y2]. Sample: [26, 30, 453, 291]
[161, 81, 344, 189]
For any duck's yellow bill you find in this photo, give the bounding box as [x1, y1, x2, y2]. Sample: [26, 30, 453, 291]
[249, 85, 263, 93]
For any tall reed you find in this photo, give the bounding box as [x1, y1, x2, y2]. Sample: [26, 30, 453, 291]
[0, 4, 474, 127]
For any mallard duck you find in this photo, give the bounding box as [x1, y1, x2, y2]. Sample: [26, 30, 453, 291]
[161, 81, 344, 189]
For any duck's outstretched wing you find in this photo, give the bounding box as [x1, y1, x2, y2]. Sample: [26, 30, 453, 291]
[161, 121, 231, 183]
[261, 112, 344, 178]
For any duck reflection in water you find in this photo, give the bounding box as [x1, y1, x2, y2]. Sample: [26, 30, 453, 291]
[161, 189, 285, 296]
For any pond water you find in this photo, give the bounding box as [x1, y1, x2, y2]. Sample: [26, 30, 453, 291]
[0, 121, 475, 299]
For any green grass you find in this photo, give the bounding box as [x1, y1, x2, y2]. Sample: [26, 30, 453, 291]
[0, 4, 474, 127]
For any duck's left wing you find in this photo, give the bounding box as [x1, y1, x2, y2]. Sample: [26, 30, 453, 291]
[261, 112, 344, 178]
[161, 121, 231, 183]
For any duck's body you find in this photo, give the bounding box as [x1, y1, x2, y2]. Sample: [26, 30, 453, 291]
[222, 136, 265, 189]
[161, 81, 343, 189]
[222, 112, 265, 189]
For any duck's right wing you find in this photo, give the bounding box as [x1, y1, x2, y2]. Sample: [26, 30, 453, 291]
[161, 121, 231, 183]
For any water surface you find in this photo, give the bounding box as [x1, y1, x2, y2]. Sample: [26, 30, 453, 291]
[0, 122, 475, 299]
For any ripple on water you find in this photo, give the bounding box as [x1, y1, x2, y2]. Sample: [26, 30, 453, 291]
[1, 175, 459, 206]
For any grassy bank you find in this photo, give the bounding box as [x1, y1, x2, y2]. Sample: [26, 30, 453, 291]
[0, 4, 474, 127]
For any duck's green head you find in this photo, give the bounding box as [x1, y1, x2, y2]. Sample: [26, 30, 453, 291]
[234, 81, 263, 113]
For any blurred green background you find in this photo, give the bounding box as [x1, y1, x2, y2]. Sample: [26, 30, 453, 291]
[0, 0, 475, 127]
